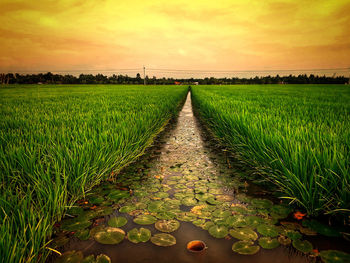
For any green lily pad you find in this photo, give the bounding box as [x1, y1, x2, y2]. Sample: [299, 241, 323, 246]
[155, 220, 180, 233]
[176, 212, 197, 222]
[208, 225, 228, 238]
[270, 205, 292, 217]
[96, 254, 111, 263]
[154, 192, 169, 199]
[127, 228, 151, 243]
[108, 216, 127, 227]
[232, 241, 260, 255]
[61, 218, 92, 232]
[302, 219, 341, 237]
[320, 250, 350, 263]
[156, 211, 177, 220]
[150, 233, 176, 247]
[182, 197, 198, 206]
[107, 190, 130, 201]
[278, 235, 291, 245]
[193, 219, 206, 227]
[285, 230, 302, 240]
[258, 237, 280, 249]
[56, 250, 83, 263]
[94, 207, 114, 217]
[212, 209, 231, 218]
[215, 195, 234, 202]
[196, 193, 214, 202]
[292, 239, 313, 253]
[226, 215, 247, 227]
[229, 228, 258, 241]
[147, 201, 166, 212]
[74, 228, 90, 240]
[202, 221, 215, 230]
[206, 197, 220, 205]
[244, 216, 265, 227]
[133, 214, 157, 225]
[257, 224, 279, 237]
[119, 205, 136, 213]
[92, 227, 125, 245]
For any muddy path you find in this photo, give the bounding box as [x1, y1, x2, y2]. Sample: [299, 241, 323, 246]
[51, 93, 350, 263]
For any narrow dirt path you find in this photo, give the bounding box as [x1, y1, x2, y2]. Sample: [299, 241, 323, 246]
[52, 93, 336, 263]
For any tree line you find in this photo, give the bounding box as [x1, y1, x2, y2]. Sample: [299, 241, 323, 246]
[0, 72, 349, 85]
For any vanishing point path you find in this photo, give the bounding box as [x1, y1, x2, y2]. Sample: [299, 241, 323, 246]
[52, 93, 344, 263]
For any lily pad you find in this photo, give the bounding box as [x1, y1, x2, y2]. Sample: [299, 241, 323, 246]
[320, 250, 350, 263]
[92, 226, 125, 244]
[216, 195, 234, 202]
[202, 221, 215, 230]
[258, 237, 280, 249]
[155, 219, 180, 233]
[292, 239, 313, 253]
[61, 218, 92, 232]
[212, 209, 231, 218]
[278, 235, 291, 245]
[226, 215, 247, 227]
[182, 197, 198, 206]
[208, 225, 228, 238]
[232, 241, 260, 255]
[108, 216, 127, 227]
[229, 228, 258, 241]
[193, 219, 206, 227]
[96, 254, 111, 263]
[176, 212, 197, 222]
[244, 216, 265, 227]
[133, 214, 157, 225]
[156, 211, 177, 220]
[150, 233, 176, 247]
[154, 192, 169, 199]
[257, 224, 279, 237]
[107, 190, 130, 201]
[74, 228, 90, 240]
[119, 205, 136, 213]
[88, 195, 105, 205]
[127, 228, 151, 243]
[56, 250, 83, 263]
[66, 206, 84, 216]
[206, 197, 221, 205]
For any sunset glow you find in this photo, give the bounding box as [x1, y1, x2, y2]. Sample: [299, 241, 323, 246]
[0, 0, 349, 74]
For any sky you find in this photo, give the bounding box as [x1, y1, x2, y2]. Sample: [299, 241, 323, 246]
[0, 0, 349, 77]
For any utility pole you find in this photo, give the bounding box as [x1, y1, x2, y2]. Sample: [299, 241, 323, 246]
[143, 66, 146, 85]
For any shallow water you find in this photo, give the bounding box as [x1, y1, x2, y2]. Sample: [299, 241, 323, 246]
[51, 93, 350, 263]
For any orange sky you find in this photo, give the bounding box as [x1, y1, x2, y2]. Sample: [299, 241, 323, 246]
[0, 0, 349, 75]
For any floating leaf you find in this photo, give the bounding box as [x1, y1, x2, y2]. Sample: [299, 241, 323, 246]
[229, 228, 258, 241]
[212, 209, 231, 218]
[226, 215, 247, 227]
[320, 250, 350, 263]
[61, 218, 92, 232]
[257, 224, 279, 237]
[202, 221, 215, 230]
[155, 220, 180, 233]
[176, 212, 197, 222]
[278, 235, 291, 246]
[96, 254, 111, 263]
[107, 190, 130, 201]
[127, 228, 151, 243]
[75, 228, 90, 241]
[208, 225, 228, 238]
[66, 207, 84, 216]
[193, 219, 206, 227]
[292, 239, 313, 253]
[182, 197, 198, 206]
[151, 233, 176, 247]
[133, 214, 157, 225]
[156, 211, 177, 220]
[251, 198, 273, 209]
[258, 237, 280, 249]
[92, 227, 125, 245]
[154, 192, 169, 199]
[216, 195, 234, 202]
[88, 195, 105, 205]
[232, 241, 260, 255]
[108, 216, 127, 227]
[119, 205, 136, 213]
[284, 230, 302, 240]
[56, 251, 83, 263]
[245, 216, 265, 227]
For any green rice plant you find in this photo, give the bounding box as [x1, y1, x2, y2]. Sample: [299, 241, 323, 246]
[0, 84, 188, 263]
[191, 84, 349, 217]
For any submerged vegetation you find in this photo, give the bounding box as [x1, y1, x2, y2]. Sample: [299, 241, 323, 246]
[191, 84, 350, 217]
[0, 85, 188, 263]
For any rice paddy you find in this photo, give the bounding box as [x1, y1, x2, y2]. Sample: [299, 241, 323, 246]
[0, 84, 349, 263]
[0, 85, 188, 263]
[191, 84, 350, 217]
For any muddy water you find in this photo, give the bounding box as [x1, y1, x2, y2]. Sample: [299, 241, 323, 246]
[51, 93, 349, 263]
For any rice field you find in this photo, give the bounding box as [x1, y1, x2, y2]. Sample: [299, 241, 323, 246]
[0, 85, 188, 263]
[191, 84, 350, 217]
